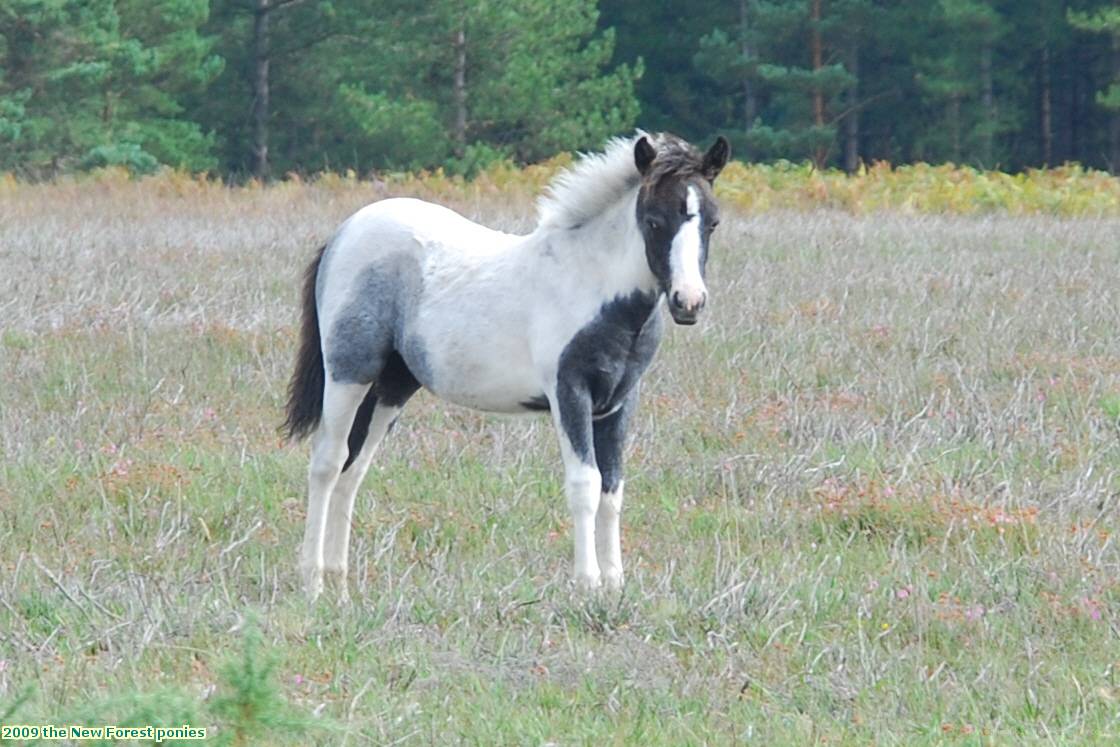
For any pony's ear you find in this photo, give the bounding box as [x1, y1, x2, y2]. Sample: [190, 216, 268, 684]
[702, 136, 731, 182]
[634, 136, 656, 176]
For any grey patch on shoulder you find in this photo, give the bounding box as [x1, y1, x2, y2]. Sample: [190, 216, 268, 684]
[325, 252, 432, 387]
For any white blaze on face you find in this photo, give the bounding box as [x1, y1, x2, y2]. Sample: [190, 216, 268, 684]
[668, 186, 707, 312]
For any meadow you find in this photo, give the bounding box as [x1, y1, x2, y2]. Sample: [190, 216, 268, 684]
[1, 166, 1119, 744]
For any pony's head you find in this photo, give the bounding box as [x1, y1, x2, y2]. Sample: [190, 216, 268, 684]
[633, 134, 729, 325]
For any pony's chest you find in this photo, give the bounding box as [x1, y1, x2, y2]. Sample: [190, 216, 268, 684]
[556, 291, 663, 414]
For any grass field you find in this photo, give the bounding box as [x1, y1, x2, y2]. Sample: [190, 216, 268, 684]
[1, 173, 1119, 744]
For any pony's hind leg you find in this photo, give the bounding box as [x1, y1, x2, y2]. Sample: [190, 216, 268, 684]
[300, 379, 369, 599]
[321, 351, 420, 599]
[321, 400, 404, 598]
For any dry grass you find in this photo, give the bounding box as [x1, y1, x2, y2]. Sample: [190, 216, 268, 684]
[1, 174, 1119, 744]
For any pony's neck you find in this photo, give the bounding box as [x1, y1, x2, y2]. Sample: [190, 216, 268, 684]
[541, 188, 657, 299]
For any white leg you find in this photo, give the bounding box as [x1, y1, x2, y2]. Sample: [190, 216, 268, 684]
[596, 481, 624, 590]
[322, 404, 401, 598]
[300, 381, 367, 600]
[591, 387, 636, 592]
[555, 433, 602, 590]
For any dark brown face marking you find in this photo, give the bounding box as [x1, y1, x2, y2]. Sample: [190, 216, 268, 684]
[632, 135, 729, 304]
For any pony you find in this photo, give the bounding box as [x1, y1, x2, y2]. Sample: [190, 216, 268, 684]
[284, 132, 729, 598]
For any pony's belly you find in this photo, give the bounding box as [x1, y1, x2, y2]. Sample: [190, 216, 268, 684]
[409, 334, 544, 414]
[428, 362, 543, 414]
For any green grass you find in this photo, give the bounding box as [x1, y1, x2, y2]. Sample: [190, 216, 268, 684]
[1, 182, 1119, 744]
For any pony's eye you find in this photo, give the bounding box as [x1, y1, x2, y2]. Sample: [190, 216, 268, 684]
[710, 219, 720, 229]
[645, 217, 664, 231]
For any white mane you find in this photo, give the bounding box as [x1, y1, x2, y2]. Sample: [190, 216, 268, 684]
[536, 134, 644, 231]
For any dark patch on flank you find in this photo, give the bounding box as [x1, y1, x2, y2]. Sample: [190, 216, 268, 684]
[343, 386, 378, 472]
[324, 250, 429, 467]
[377, 350, 422, 407]
[327, 253, 430, 386]
[341, 350, 421, 471]
[556, 290, 662, 464]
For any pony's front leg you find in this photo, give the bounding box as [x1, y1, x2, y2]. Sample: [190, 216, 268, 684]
[551, 386, 602, 590]
[593, 388, 638, 591]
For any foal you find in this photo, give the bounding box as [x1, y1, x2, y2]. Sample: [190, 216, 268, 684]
[285, 133, 729, 598]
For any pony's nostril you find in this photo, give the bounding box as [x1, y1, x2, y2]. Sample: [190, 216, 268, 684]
[671, 291, 684, 310]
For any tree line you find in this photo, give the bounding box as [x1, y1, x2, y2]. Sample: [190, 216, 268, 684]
[1, 0, 1118, 179]
[613, 0, 1120, 173]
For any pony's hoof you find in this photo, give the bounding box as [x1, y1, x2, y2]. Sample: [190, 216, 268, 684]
[301, 564, 324, 600]
[602, 570, 624, 591]
[572, 572, 602, 592]
[323, 567, 350, 603]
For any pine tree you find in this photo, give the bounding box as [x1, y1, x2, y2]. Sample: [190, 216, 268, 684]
[194, 0, 638, 177]
[0, 0, 221, 174]
[693, 0, 766, 137]
[911, 0, 1008, 166]
[1068, 6, 1120, 171]
[827, 0, 879, 172]
[461, 0, 640, 164]
[695, 0, 854, 167]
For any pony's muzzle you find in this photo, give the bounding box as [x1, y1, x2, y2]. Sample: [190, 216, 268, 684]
[669, 288, 707, 325]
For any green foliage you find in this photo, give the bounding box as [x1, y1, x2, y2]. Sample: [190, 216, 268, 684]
[0, 620, 324, 746]
[0, 0, 221, 175]
[67, 689, 203, 746]
[458, 2, 640, 162]
[208, 619, 318, 746]
[193, 0, 639, 177]
[444, 141, 513, 178]
[1098, 84, 1120, 111]
[694, 28, 755, 85]
[1068, 6, 1120, 35]
[2, 0, 1120, 175]
[79, 142, 160, 173]
[743, 123, 837, 162]
[1069, 7, 1120, 113]
[337, 85, 451, 172]
[0, 686, 34, 727]
[617, 0, 1120, 171]
[693, 0, 857, 164]
[756, 62, 854, 95]
[1101, 394, 1120, 423]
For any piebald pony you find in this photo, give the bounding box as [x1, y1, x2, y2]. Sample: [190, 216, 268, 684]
[284, 133, 729, 598]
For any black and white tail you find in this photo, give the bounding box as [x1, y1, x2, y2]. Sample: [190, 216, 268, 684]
[283, 244, 328, 440]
